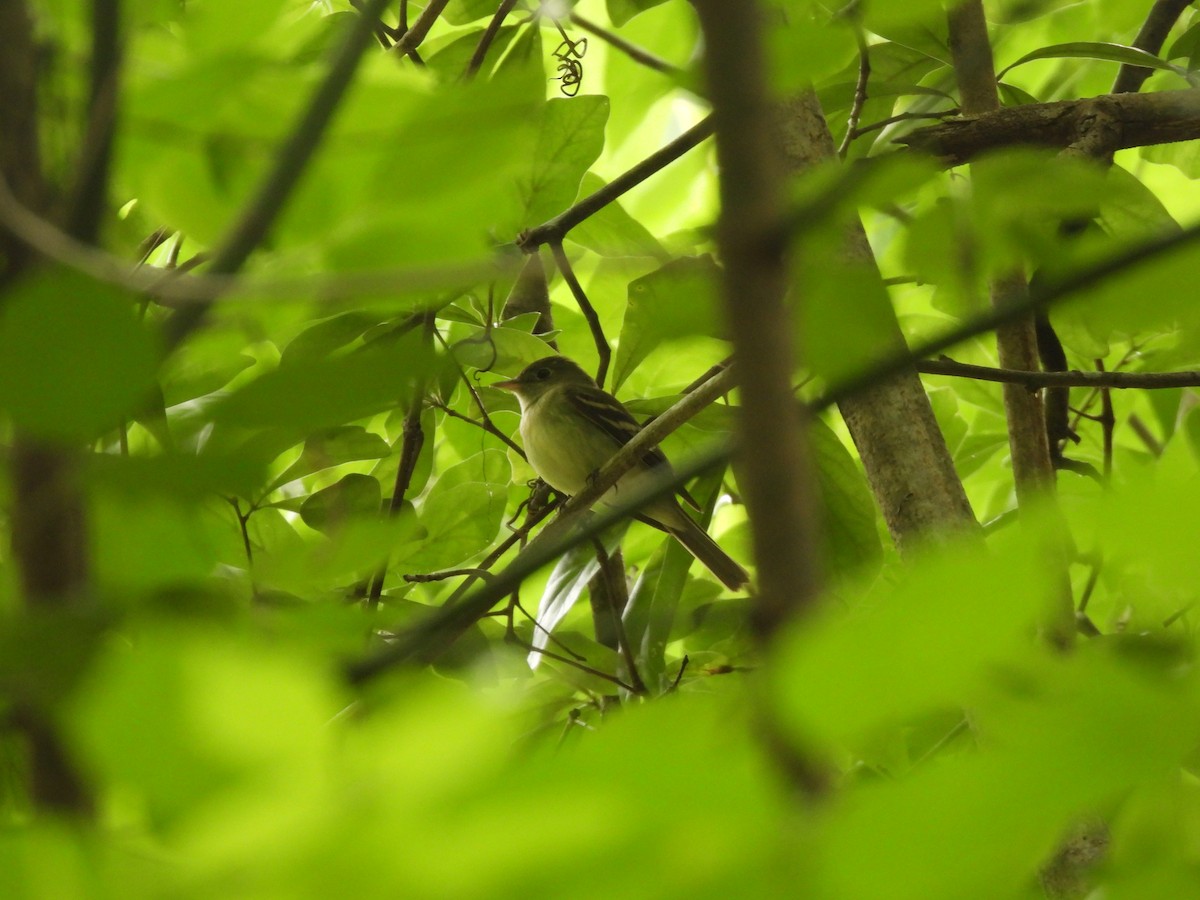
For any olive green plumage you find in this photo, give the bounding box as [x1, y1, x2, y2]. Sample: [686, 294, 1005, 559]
[496, 356, 748, 591]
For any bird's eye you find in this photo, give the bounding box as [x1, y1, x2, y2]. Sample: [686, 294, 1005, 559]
[535, 367, 551, 380]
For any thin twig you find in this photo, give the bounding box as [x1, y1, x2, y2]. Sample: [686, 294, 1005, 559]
[591, 541, 646, 694]
[1112, 0, 1193, 94]
[512, 597, 587, 661]
[504, 627, 639, 693]
[367, 316, 434, 607]
[569, 12, 680, 74]
[389, 0, 448, 58]
[838, 27, 870, 158]
[465, 0, 520, 79]
[162, 0, 401, 349]
[65, 0, 120, 243]
[433, 328, 526, 456]
[851, 108, 959, 139]
[0, 177, 521, 303]
[1095, 359, 1115, 477]
[918, 357, 1200, 389]
[406, 567, 495, 583]
[1128, 414, 1163, 456]
[549, 241, 610, 387]
[434, 400, 525, 457]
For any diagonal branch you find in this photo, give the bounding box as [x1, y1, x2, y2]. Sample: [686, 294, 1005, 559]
[549, 241, 610, 387]
[464, 0, 520, 79]
[569, 12, 681, 75]
[162, 0, 405, 349]
[1113, 0, 1194, 94]
[520, 117, 714, 248]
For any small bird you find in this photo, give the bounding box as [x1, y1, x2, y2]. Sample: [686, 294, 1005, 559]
[494, 355, 748, 591]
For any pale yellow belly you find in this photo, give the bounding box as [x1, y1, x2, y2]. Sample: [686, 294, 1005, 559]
[520, 395, 685, 529]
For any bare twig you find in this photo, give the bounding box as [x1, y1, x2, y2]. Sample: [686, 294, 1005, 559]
[367, 315, 434, 607]
[0, 178, 520, 303]
[465, 0, 520, 79]
[549, 241, 610, 387]
[1112, 0, 1194, 94]
[569, 12, 681, 75]
[591, 542, 645, 694]
[390, 0, 449, 59]
[918, 357, 1200, 389]
[162, 0, 399, 349]
[1128, 414, 1163, 456]
[406, 567, 495, 583]
[838, 27, 870, 158]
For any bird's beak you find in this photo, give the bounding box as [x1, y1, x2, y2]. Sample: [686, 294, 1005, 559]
[492, 378, 520, 392]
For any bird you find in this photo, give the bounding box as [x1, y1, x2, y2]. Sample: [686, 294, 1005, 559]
[494, 355, 748, 591]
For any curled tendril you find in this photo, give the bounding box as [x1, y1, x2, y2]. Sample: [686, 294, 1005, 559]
[552, 31, 587, 97]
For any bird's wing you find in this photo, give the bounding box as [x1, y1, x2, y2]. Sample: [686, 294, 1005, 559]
[565, 385, 701, 511]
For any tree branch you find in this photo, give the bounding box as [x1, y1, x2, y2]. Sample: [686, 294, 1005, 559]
[1113, 0, 1194, 94]
[569, 12, 681, 75]
[520, 117, 714, 248]
[918, 357, 1200, 389]
[464, 0, 520, 79]
[693, 1, 819, 640]
[549, 241, 610, 387]
[948, 1, 1058, 506]
[65, 0, 120, 243]
[162, 0, 403, 349]
[901, 89, 1200, 166]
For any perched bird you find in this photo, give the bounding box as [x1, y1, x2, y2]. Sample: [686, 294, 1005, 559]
[494, 355, 748, 591]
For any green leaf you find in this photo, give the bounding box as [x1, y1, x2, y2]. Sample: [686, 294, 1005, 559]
[87, 452, 268, 501]
[606, 0, 671, 27]
[299, 473, 382, 534]
[266, 426, 393, 494]
[444, 0, 498, 25]
[0, 268, 158, 441]
[1167, 20, 1200, 68]
[568, 172, 667, 259]
[998, 42, 1184, 78]
[773, 537, 1051, 748]
[451, 323, 558, 375]
[624, 520, 710, 692]
[92, 494, 228, 593]
[520, 95, 610, 230]
[68, 627, 336, 824]
[527, 529, 625, 667]
[285, 66, 545, 269]
[1142, 139, 1200, 179]
[812, 646, 1200, 898]
[213, 331, 435, 433]
[400, 450, 510, 569]
[810, 416, 883, 574]
[279, 312, 380, 367]
[612, 256, 723, 391]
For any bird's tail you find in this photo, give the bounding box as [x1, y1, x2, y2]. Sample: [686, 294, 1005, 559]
[667, 516, 749, 591]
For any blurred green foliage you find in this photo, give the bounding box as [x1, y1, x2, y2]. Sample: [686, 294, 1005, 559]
[4, 0, 1200, 897]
